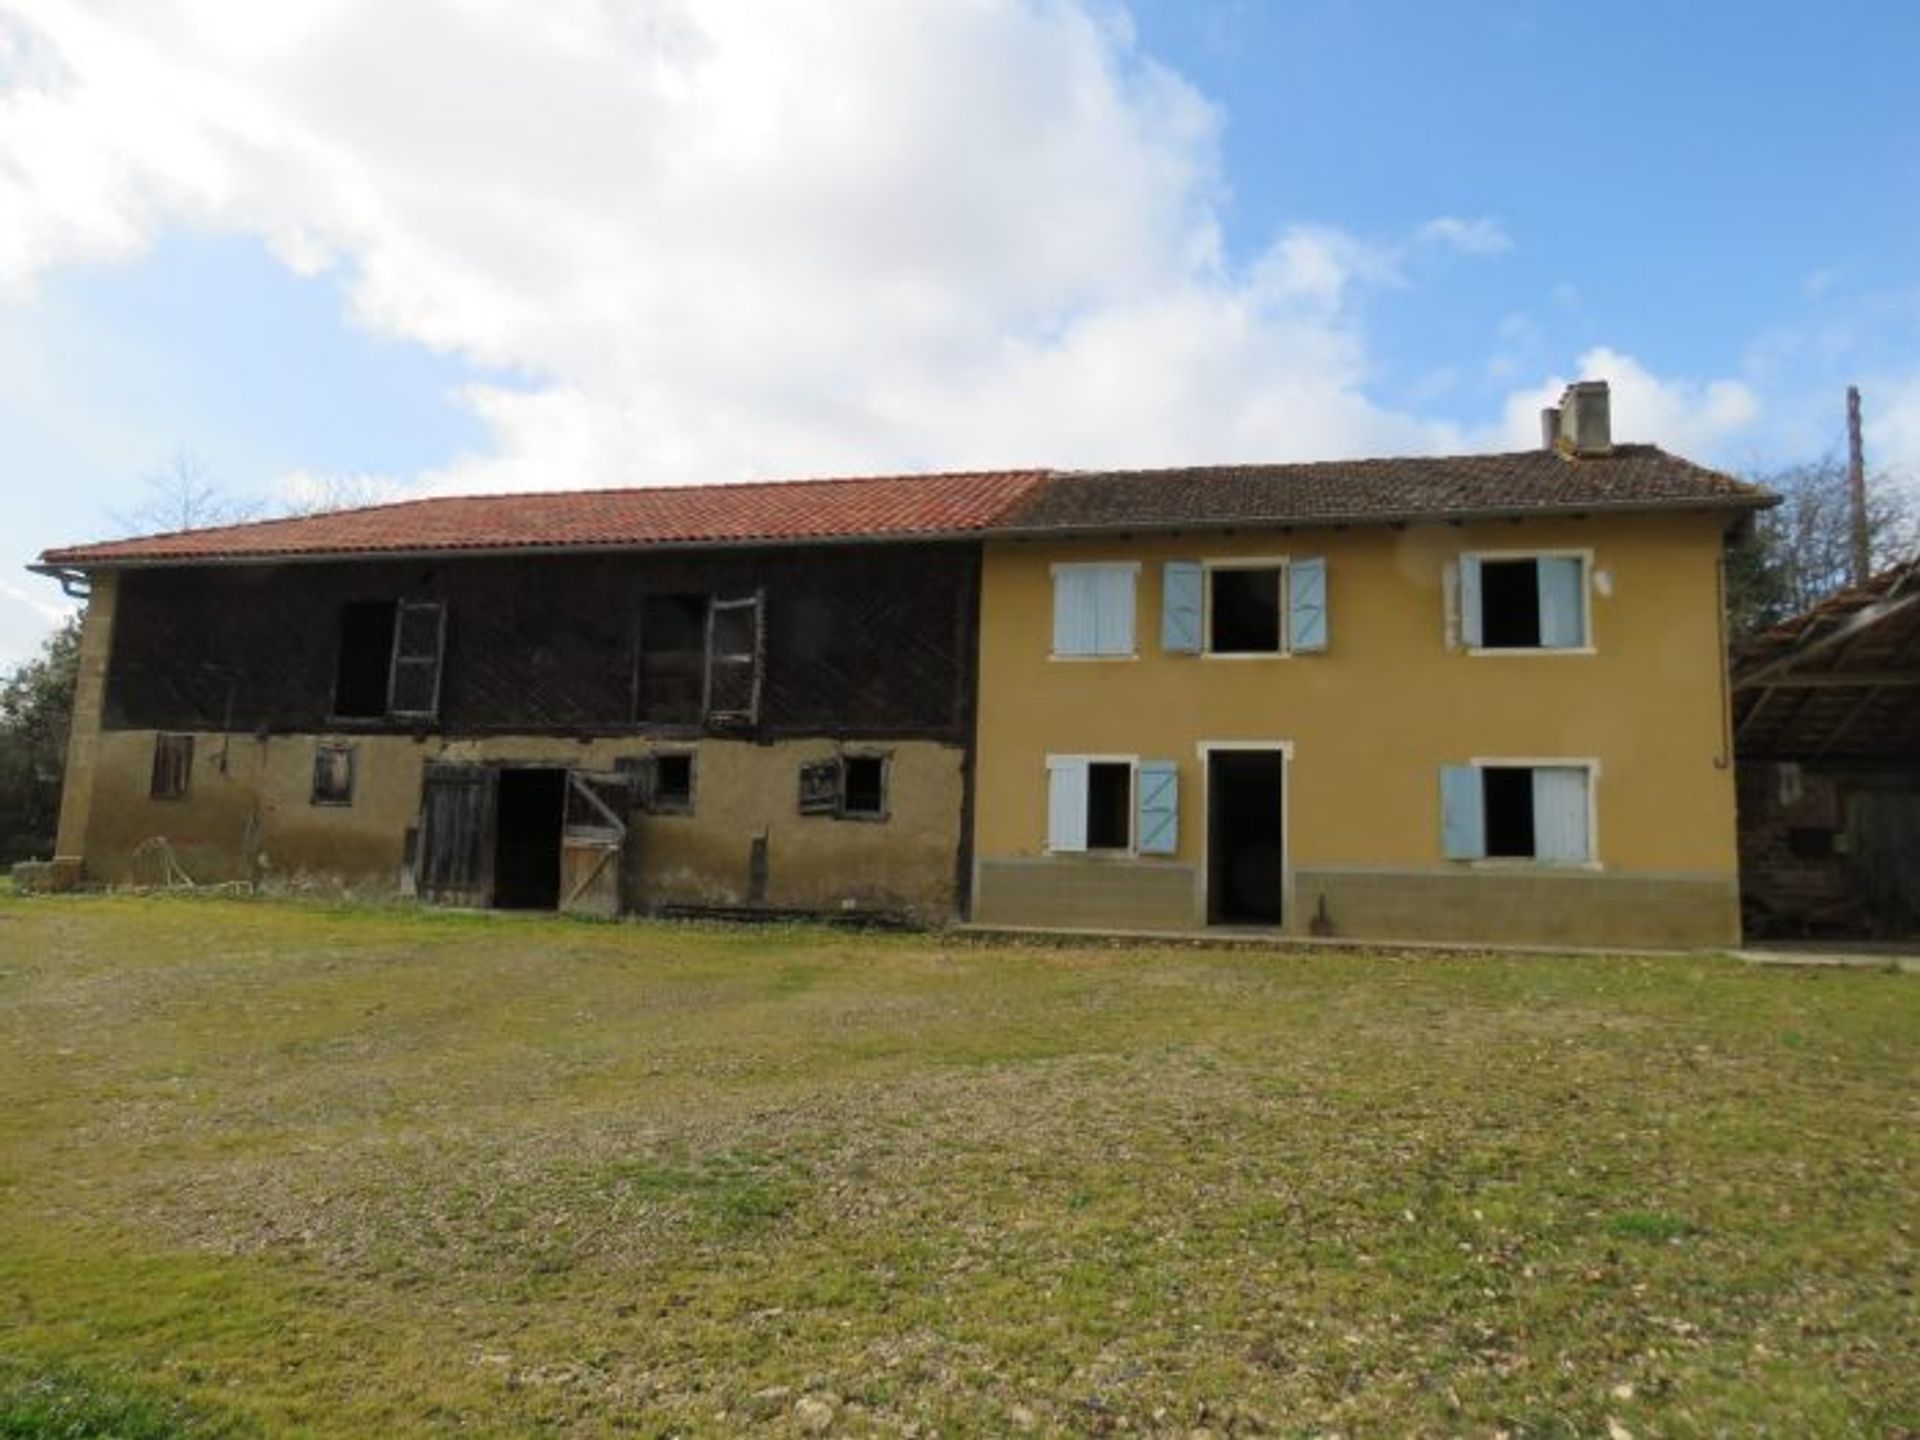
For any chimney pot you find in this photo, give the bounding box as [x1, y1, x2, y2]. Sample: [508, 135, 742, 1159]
[1540, 406, 1561, 451]
[1557, 380, 1612, 457]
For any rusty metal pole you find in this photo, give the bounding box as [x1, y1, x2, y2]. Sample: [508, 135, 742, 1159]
[1847, 384, 1870, 585]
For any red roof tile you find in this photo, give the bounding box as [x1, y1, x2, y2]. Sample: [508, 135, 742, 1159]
[37, 447, 1769, 569]
[40, 469, 1052, 566]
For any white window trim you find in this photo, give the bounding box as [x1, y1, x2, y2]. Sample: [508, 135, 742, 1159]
[1466, 756, 1602, 869]
[1201, 556, 1293, 660]
[1049, 561, 1141, 661]
[1463, 547, 1597, 656]
[1044, 753, 1139, 856]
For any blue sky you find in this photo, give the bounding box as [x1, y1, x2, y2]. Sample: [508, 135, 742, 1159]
[3, 0, 1918, 664]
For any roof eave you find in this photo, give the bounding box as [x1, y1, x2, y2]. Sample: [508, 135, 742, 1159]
[983, 492, 1777, 543]
[32, 524, 993, 574]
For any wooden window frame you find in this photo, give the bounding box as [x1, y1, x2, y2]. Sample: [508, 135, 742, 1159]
[149, 733, 194, 801]
[1202, 557, 1291, 660]
[310, 742, 356, 807]
[1460, 548, 1596, 656]
[1044, 753, 1139, 856]
[1462, 756, 1603, 869]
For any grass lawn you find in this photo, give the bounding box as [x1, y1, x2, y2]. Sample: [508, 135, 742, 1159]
[0, 895, 1913, 1437]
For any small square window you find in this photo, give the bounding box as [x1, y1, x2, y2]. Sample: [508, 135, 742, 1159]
[311, 744, 355, 806]
[652, 753, 694, 813]
[841, 755, 887, 820]
[150, 733, 194, 800]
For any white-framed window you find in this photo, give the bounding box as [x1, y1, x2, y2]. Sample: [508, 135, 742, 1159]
[1162, 558, 1327, 656]
[1052, 563, 1138, 658]
[1045, 755, 1181, 856]
[1441, 759, 1598, 864]
[1457, 550, 1591, 652]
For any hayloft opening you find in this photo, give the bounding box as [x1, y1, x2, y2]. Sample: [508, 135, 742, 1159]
[334, 601, 397, 718]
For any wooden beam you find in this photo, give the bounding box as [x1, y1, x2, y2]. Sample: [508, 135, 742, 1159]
[1733, 589, 1920, 689]
[1754, 671, 1920, 690]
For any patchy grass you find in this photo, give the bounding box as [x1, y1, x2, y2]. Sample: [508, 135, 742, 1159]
[0, 894, 1914, 1437]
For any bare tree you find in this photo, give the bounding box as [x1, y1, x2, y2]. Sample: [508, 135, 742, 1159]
[117, 453, 263, 536]
[278, 472, 400, 516]
[1728, 458, 1920, 637]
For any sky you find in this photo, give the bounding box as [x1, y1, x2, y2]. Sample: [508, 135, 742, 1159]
[4, 0, 1919, 666]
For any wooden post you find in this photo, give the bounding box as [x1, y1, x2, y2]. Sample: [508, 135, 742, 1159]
[1847, 384, 1870, 586]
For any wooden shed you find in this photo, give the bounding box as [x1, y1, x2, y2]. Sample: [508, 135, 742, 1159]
[1732, 559, 1920, 938]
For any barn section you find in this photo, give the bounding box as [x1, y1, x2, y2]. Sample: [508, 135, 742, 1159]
[38, 470, 1048, 921]
[1732, 559, 1920, 939]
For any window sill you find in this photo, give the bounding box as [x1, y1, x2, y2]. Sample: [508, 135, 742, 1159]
[1044, 846, 1140, 859]
[1049, 653, 1138, 663]
[1462, 858, 1604, 872]
[1465, 646, 1596, 658]
[1201, 650, 1291, 661]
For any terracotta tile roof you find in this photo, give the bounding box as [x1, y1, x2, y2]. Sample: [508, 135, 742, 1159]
[38, 446, 1767, 568]
[995, 445, 1769, 534]
[40, 469, 1052, 566]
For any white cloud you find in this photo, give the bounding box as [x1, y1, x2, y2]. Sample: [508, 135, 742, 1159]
[1417, 216, 1511, 257]
[0, 0, 1470, 492]
[1491, 346, 1760, 458]
[0, 0, 1768, 522]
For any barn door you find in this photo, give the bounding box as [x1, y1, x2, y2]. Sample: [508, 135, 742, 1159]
[560, 770, 631, 918]
[416, 763, 496, 907]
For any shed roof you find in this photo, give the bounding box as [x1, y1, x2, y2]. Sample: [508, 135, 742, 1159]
[1731, 558, 1920, 760]
[37, 445, 1766, 569]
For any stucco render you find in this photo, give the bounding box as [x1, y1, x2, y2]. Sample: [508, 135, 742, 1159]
[70, 728, 966, 921]
[971, 512, 1743, 947]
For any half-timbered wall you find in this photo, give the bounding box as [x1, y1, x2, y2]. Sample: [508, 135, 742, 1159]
[101, 543, 980, 741]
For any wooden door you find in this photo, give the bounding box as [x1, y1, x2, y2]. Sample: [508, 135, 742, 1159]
[416, 763, 496, 907]
[560, 770, 631, 918]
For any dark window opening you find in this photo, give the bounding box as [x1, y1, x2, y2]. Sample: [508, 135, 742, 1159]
[493, 767, 566, 910]
[1479, 559, 1541, 648]
[1209, 566, 1283, 653]
[638, 595, 708, 724]
[334, 601, 398, 717]
[1483, 766, 1536, 858]
[311, 743, 355, 806]
[841, 755, 887, 819]
[150, 733, 193, 799]
[1087, 762, 1132, 850]
[652, 753, 694, 812]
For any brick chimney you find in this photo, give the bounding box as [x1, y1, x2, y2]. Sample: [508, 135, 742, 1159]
[1547, 380, 1612, 457]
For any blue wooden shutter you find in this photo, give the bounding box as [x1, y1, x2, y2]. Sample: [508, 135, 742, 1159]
[1136, 761, 1179, 854]
[1047, 759, 1089, 851]
[1532, 766, 1590, 861]
[1094, 567, 1135, 655]
[1161, 562, 1202, 654]
[1458, 556, 1483, 649]
[1537, 557, 1586, 648]
[1053, 570, 1097, 655]
[1288, 557, 1328, 653]
[1440, 765, 1485, 860]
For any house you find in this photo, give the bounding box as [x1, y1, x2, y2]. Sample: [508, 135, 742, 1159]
[32, 472, 1046, 920]
[34, 381, 1769, 946]
[966, 383, 1771, 947]
[1731, 558, 1920, 938]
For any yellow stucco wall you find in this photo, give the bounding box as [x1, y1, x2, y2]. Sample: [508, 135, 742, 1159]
[76, 730, 965, 921]
[972, 512, 1742, 945]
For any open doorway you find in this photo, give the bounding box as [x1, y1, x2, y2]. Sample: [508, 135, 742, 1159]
[1207, 750, 1286, 926]
[494, 767, 566, 909]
